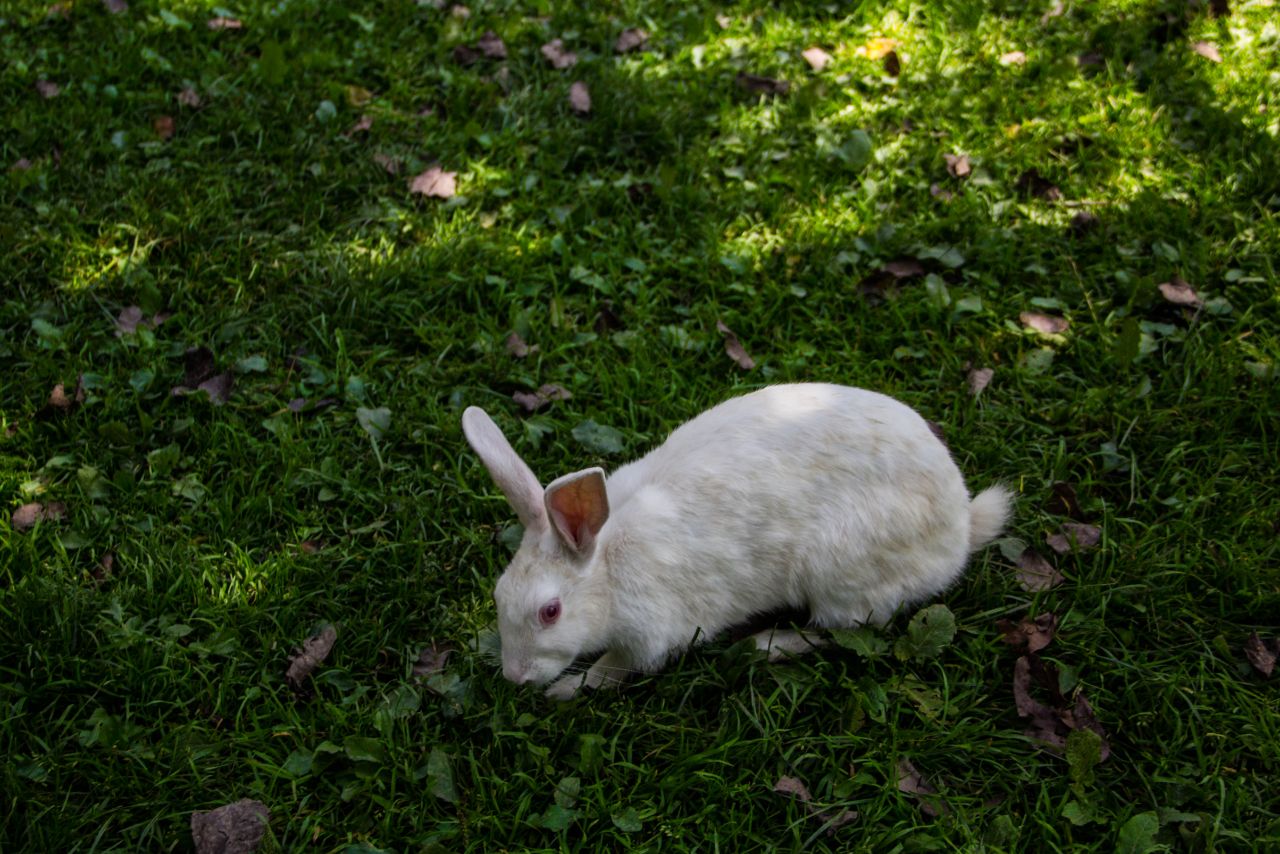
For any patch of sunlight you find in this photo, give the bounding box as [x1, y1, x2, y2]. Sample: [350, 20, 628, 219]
[58, 227, 159, 293]
[198, 544, 274, 607]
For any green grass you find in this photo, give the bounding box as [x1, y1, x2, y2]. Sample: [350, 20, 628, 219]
[2, 0, 1279, 850]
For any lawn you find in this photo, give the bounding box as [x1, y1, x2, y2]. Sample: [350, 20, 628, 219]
[2, 0, 1279, 850]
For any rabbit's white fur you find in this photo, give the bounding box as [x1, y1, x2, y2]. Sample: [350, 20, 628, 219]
[463, 383, 1011, 700]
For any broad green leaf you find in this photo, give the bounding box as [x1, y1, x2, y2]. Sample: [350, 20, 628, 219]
[539, 805, 578, 831]
[1115, 812, 1160, 853]
[1114, 317, 1141, 364]
[1067, 729, 1102, 789]
[554, 776, 580, 809]
[283, 748, 314, 777]
[1062, 799, 1098, 826]
[612, 807, 644, 833]
[572, 420, 624, 455]
[427, 747, 457, 803]
[343, 736, 386, 765]
[830, 625, 888, 659]
[894, 604, 957, 662]
[356, 407, 391, 440]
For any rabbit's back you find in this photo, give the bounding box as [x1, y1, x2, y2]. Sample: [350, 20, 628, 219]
[602, 384, 974, 659]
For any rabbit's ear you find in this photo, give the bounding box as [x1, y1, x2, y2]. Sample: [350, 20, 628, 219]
[544, 468, 609, 556]
[462, 407, 546, 527]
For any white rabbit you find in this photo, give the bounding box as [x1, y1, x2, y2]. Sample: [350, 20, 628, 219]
[462, 383, 1011, 700]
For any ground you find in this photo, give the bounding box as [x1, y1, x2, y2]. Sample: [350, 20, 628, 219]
[2, 0, 1278, 851]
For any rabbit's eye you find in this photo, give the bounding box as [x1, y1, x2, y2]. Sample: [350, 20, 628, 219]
[538, 599, 561, 627]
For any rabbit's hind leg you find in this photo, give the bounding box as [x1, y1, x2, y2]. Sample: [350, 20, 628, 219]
[752, 628, 828, 662]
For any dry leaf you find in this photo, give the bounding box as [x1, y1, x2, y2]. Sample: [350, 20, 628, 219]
[12, 502, 68, 532]
[1192, 41, 1221, 63]
[1015, 168, 1062, 201]
[38, 376, 86, 419]
[453, 44, 481, 66]
[373, 153, 400, 175]
[35, 80, 60, 99]
[298, 539, 323, 555]
[773, 776, 812, 802]
[615, 28, 648, 54]
[1016, 548, 1064, 592]
[1020, 311, 1069, 335]
[896, 758, 946, 817]
[153, 115, 175, 140]
[802, 46, 832, 71]
[344, 114, 373, 137]
[1243, 632, 1276, 677]
[195, 373, 234, 405]
[477, 30, 507, 59]
[286, 624, 337, 690]
[882, 258, 925, 279]
[930, 183, 953, 202]
[410, 166, 457, 198]
[1068, 211, 1099, 236]
[413, 645, 453, 682]
[116, 305, 145, 335]
[568, 81, 591, 115]
[345, 85, 373, 107]
[505, 331, 535, 358]
[513, 384, 572, 413]
[12, 158, 33, 171]
[178, 87, 201, 108]
[191, 799, 269, 854]
[860, 38, 898, 60]
[882, 50, 901, 77]
[1046, 522, 1101, 554]
[93, 551, 115, 585]
[1000, 50, 1027, 66]
[1077, 51, 1104, 72]
[736, 73, 790, 96]
[540, 39, 578, 69]
[102, 0, 128, 13]
[183, 346, 217, 387]
[1158, 276, 1202, 307]
[968, 367, 994, 396]
[944, 153, 971, 178]
[716, 320, 756, 370]
[595, 304, 623, 335]
[206, 17, 243, 30]
[996, 612, 1058, 653]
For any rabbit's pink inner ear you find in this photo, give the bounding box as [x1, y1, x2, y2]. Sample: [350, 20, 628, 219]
[545, 468, 609, 555]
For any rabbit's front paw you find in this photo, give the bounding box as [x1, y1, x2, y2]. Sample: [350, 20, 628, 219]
[545, 673, 586, 702]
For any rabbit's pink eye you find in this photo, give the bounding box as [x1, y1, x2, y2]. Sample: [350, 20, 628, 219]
[538, 599, 561, 627]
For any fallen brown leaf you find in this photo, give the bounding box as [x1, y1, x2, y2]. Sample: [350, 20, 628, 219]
[802, 46, 832, 71]
[1016, 548, 1064, 592]
[1020, 311, 1069, 335]
[286, 624, 337, 690]
[453, 44, 481, 67]
[930, 183, 953, 201]
[944, 153, 971, 178]
[373, 153, 401, 175]
[476, 30, 506, 59]
[191, 799, 269, 854]
[736, 72, 790, 96]
[1000, 50, 1027, 66]
[1015, 168, 1062, 201]
[1191, 41, 1221, 63]
[116, 306, 145, 335]
[11, 158, 33, 171]
[195, 373, 234, 405]
[505, 331, 535, 358]
[883, 258, 925, 279]
[594, 304, 623, 335]
[344, 114, 373, 137]
[896, 758, 946, 817]
[35, 80, 60, 99]
[206, 17, 243, 30]
[1046, 522, 1101, 555]
[716, 320, 756, 370]
[92, 551, 115, 585]
[1068, 210, 1099, 236]
[413, 644, 453, 682]
[182, 346, 217, 387]
[298, 539, 323, 555]
[540, 38, 577, 69]
[882, 50, 901, 77]
[513, 384, 572, 413]
[12, 502, 68, 532]
[178, 86, 202, 108]
[568, 81, 591, 115]
[1077, 52, 1104, 72]
[1158, 276, 1202, 308]
[37, 376, 86, 419]
[1244, 632, 1276, 677]
[1012, 654, 1111, 758]
[773, 776, 812, 802]
[968, 367, 994, 396]
[153, 115, 175, 140]
[410, 166, 457, 198]
[102, 0, 128, 13]
[615, 28, 648, 54]
[996, 612, 1058, 653]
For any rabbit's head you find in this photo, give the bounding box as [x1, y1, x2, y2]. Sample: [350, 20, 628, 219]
[462, 407, 611, 686]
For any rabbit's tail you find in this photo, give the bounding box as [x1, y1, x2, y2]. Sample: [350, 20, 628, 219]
[968, 485, 1013, 551]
